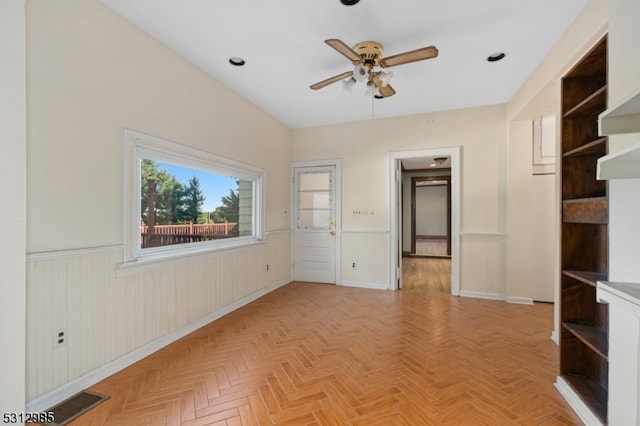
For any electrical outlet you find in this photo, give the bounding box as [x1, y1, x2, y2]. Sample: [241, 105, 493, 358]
[352, 262, 357, 269]
[266, 264, 270, 271]
[54, 328, 67, 348]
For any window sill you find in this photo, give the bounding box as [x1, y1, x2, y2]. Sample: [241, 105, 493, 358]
[116, 239, 266, 278]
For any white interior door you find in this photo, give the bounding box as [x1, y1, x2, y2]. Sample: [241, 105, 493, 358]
[293, 166, 337, 283]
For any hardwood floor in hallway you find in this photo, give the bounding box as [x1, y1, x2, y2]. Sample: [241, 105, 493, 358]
[70, 282, 579, 425]
[402, 257, 451, 292]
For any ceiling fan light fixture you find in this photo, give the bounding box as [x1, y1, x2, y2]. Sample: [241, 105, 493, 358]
[378, 71, 393, 87]
[342, 77, 356, 92]
[353, 64, 369, 82]
[365, 81, 376, 97]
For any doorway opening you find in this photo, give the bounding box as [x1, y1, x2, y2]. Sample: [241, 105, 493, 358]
[410, 175, 451, 257]
[404, 174, 452, 292]
[389, 148, 461, 294]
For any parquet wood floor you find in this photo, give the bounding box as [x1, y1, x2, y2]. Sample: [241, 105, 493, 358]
[70, 282, 580, 425]
[402, 257, 451, 292]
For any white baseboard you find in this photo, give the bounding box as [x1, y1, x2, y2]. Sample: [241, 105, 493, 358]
[340, 280, 388, 291]
[25, 279, 291, 413]
[505, 296, 534, 305]
[555, 376, 604, 426]
[459, 290, 504, 301]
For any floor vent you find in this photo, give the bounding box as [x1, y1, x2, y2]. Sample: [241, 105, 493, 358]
[43, 390, 109, 425]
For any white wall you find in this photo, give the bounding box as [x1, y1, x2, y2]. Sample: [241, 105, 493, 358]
[25, 0, 292, 407]
[292, 104, 507, 295]
[608, 0, 640, 284]
[0, 0, 27, 415]
[505, 120, 535, 303]
[416, 185, 447, 237]
[531, 173, 557, 302]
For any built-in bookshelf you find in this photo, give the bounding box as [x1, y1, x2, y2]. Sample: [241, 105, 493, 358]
[559, 35, 609, 424]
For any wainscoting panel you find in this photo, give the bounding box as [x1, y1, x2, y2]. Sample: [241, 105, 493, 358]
[265, 230, 292, 287]
[26, 247, 122, 401]
[341, 231, 389, 290]
[26, 233, 291, 404]
[459, 233, 506, 300]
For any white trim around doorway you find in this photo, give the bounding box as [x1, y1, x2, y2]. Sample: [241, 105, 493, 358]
[389, 147, 461, 295]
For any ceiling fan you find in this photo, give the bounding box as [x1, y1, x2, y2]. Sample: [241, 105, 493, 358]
[310, 39, 439, 98]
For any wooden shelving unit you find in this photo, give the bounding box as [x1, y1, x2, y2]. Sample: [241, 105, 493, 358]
[559, 35, 609, 424]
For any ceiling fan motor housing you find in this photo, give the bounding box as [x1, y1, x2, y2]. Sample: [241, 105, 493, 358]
[352, 41, 384, 66]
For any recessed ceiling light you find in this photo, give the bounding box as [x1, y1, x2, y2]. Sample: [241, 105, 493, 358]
[487, 52, 506, 62]
[340, 0, 360, 5]
[229, 57, 246, 66]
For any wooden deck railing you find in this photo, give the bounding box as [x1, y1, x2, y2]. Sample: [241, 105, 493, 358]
[140, 221, 238, 248]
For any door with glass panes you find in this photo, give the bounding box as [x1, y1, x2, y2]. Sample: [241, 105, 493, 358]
[293, 166, 336, 283]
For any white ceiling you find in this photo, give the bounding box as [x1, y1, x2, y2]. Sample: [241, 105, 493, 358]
[101, 0, 588, 129]
[402, 156, 450, 171]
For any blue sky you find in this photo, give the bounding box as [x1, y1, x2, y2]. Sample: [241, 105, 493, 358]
[157, 162, 237, 212]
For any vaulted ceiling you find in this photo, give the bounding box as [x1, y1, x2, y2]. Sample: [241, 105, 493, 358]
[101, 0, 588, 129]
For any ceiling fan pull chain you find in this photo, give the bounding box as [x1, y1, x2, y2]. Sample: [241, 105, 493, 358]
[371, 94, 375, 119]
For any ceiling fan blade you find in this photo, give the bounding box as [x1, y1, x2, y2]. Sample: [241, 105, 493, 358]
[325, 39, 363, 64]
[310, 71, 353, 90]
[380, 45, 439, 68]
[370, 73, 396, 98]
[378, 84, 396, 98]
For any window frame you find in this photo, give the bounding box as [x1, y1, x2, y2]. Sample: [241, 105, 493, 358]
[122, 129, 264, 267]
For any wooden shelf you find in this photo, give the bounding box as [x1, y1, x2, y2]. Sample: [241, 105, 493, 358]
[563, 137, 607, 158]
[563, 270, 608, 287]
[563, 374, 608, 424]
[562, 197, 608, 224]
[562, 322, 608, 359]
[564, 85, 608, 118]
